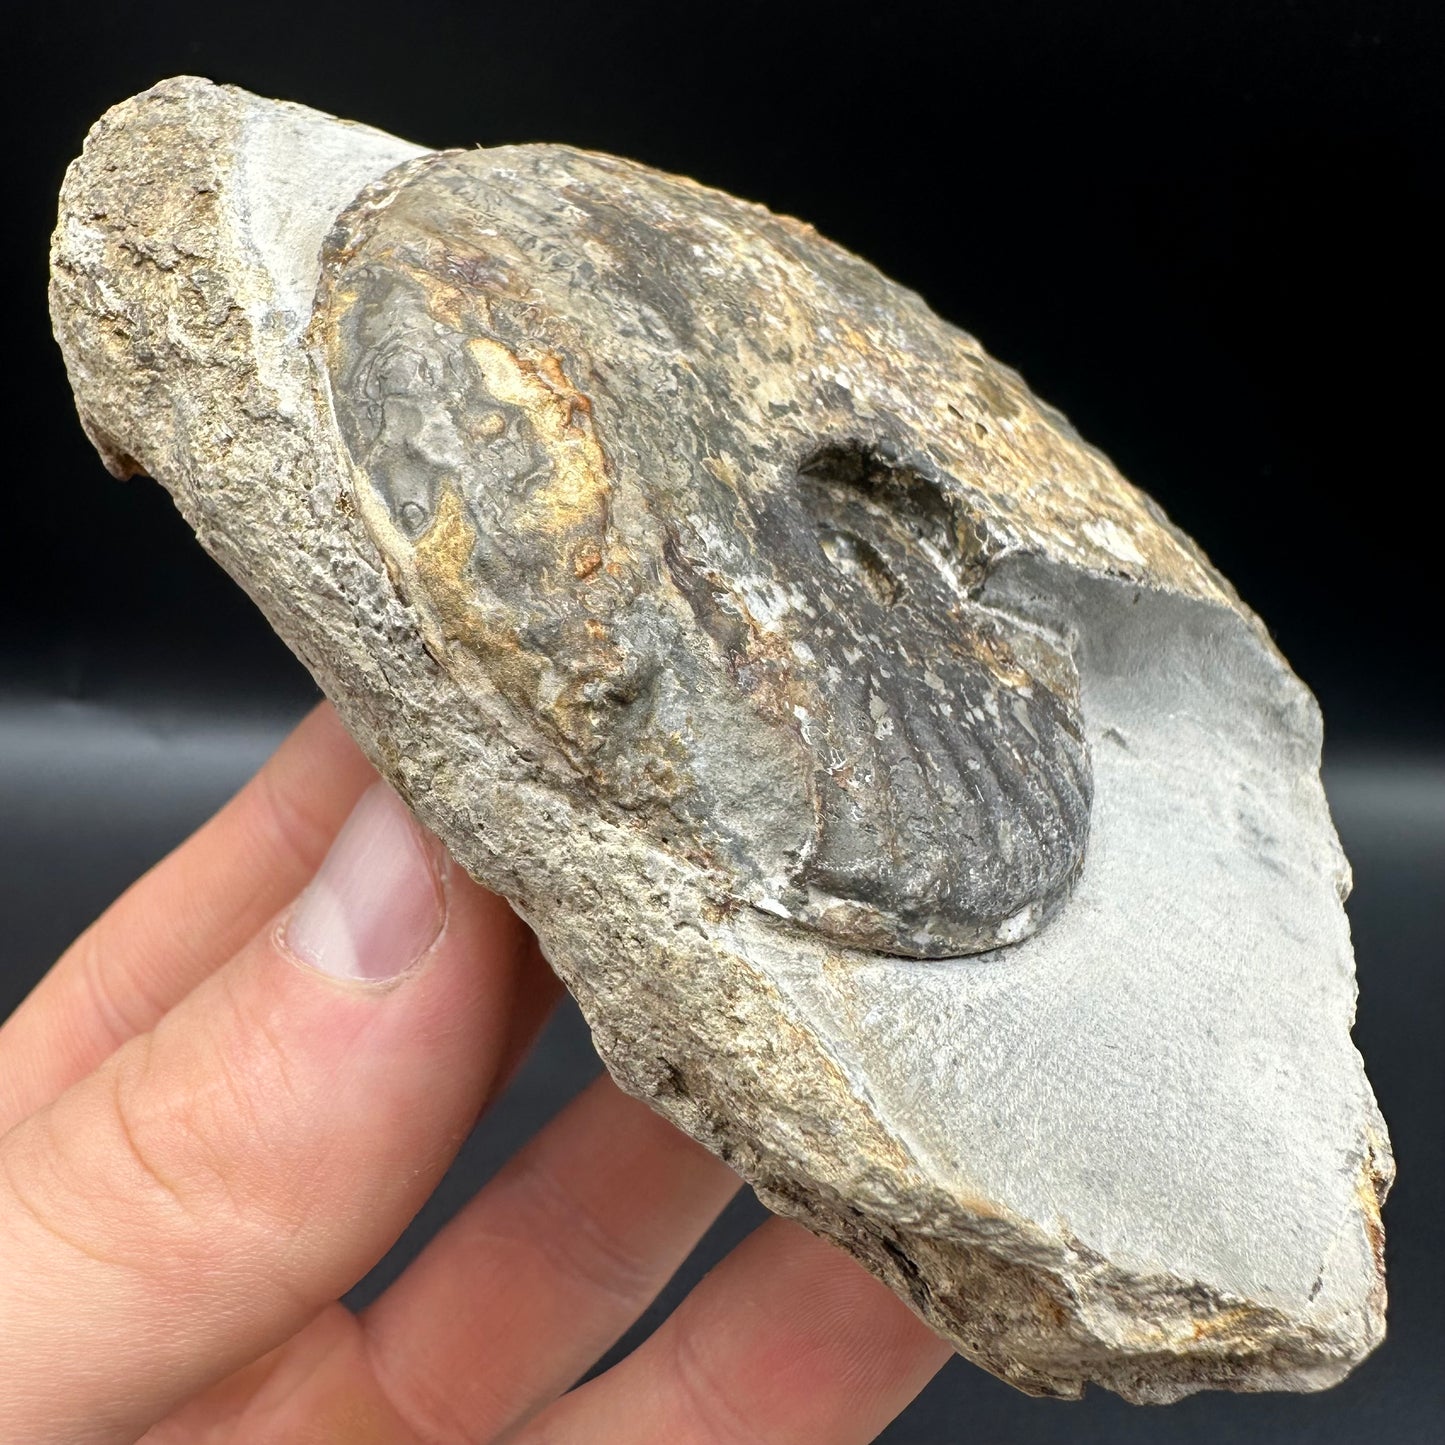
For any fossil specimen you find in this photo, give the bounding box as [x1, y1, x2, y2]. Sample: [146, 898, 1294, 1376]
[320, 145, 1091, 960]
[50, 78, 1392, 1403]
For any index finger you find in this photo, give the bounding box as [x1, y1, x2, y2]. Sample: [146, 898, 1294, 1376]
[0, 702, 375, 1129]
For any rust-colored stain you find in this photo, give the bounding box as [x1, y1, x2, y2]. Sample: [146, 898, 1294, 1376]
[412, 485, 544, 709]
[965, 627, 1037, 693]
[1187, 1304, 1255, 1343]
[1355, 1137, 1391, 1299]
[464, 337, 611, 537]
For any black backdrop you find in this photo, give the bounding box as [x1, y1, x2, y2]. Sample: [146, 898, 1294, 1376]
[3, 3, 1441, 1441]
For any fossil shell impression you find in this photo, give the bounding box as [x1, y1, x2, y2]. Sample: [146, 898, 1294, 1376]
[318, 148, 1090, 957]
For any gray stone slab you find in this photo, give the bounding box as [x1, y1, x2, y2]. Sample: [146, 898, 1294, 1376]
[48, 77, 1391, 1402]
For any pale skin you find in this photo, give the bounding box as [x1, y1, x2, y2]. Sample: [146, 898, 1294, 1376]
[0, 703, 951, 1443]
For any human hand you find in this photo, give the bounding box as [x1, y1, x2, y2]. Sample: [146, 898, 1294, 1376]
[0, 703, 950, 1443]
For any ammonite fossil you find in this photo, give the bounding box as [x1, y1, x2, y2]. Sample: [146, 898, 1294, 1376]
[319, 146, 1090, 958]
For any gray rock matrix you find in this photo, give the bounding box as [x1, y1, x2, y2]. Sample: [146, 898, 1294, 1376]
[50, 78, 1391, 1403]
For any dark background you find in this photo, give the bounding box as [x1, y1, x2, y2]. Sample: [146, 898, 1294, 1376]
[3, 2, 1440, 1440]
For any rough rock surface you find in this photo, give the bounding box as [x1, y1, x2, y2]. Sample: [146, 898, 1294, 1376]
[50, 77, 1392, 1402]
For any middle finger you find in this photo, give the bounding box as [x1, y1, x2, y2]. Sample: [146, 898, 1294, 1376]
[360, 1072, 741, 1442]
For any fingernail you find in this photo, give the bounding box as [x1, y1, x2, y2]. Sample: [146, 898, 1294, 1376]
[285, 783, 446, 983]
